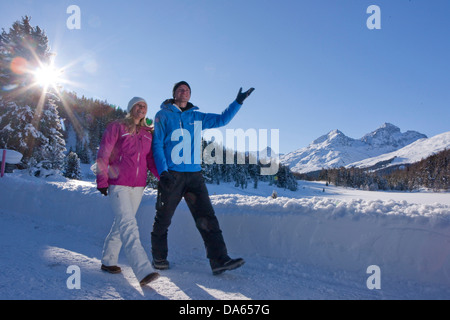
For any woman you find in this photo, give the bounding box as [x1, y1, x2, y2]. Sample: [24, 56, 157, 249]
[96, 97, 160, 287]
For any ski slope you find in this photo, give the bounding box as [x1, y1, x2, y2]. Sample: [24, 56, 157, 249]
[1, 169, 450, 300]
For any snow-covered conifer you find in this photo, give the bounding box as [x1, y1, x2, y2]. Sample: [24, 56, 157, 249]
[63, 151, 82, 180]
[0, 17, 66, 172]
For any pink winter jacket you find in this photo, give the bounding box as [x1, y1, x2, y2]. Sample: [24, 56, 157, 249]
[96, 121, 160, 189]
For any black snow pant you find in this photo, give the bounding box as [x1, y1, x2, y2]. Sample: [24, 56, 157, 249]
[151, 171, 228, 262]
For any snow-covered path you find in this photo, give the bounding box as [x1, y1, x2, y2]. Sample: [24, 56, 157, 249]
[2, 208, 450, 300]
[2, 170, 450, 300]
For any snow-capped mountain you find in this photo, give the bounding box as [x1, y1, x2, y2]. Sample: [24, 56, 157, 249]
[281, 123, 427, 173]
[347, 131, 450, 170]
[360, 123, 428, 149]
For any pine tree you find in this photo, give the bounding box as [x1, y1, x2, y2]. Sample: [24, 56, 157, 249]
[63, 152, 82, 180]
[0, 17, 66, 171]
[0, 16, 52, 104]
[248, 163, 259, 189]
[36, 99, 66, 171]
[0, 100, 41, 154]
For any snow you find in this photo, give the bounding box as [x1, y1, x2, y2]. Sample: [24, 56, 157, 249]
[0, 149, 23, 164]
[1, 167, 450, 300]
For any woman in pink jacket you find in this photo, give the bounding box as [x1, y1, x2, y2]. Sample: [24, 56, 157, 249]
[96, 97, 160, 287]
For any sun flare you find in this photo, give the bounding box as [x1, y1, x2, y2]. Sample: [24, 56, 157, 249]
[33, 64, 63, 89]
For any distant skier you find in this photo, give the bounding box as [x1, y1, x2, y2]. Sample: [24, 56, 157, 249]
[96, 97, 160, 286]
[151, 81, 254, 275]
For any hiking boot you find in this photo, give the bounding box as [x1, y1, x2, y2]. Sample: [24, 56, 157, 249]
[101, 264, 122, 274]
[139, 272, 160, 287]
[152, 259, 170, 270]
[210, 257, 245, 275]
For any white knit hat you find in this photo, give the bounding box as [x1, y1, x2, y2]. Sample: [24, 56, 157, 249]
[127, 97, 147, 113]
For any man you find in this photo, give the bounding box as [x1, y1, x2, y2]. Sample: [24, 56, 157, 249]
[151, 81, 254, 275]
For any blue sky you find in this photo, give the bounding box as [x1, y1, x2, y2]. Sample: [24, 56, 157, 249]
[1, 0, 449, 154]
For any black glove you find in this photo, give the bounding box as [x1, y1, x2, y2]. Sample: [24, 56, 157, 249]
[97, 187, 108, 196]
[236, 87, 255, 105]
[160, 171, 176, 190]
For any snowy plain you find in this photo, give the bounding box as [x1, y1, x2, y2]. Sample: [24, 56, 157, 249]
[1, 165, 450, 300]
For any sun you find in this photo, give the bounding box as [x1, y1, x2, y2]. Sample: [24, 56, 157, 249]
[33, 64, 63, 90]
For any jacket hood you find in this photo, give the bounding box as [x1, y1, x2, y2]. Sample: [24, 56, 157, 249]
[160, 99, 199, 113]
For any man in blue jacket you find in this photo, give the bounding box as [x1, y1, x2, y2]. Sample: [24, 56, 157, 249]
[151, 81, 254, 275]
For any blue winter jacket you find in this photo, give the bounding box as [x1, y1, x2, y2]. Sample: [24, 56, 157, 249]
[152, 99, 242, 175]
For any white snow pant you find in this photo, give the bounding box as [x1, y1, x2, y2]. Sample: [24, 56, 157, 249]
[101, 185, 154, 282]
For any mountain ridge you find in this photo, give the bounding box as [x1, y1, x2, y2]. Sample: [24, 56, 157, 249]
[347, 131, 450, 171]
[281, 123, 430, 174]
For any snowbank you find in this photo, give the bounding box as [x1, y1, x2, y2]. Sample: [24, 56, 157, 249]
[1, 173, 450, 287]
